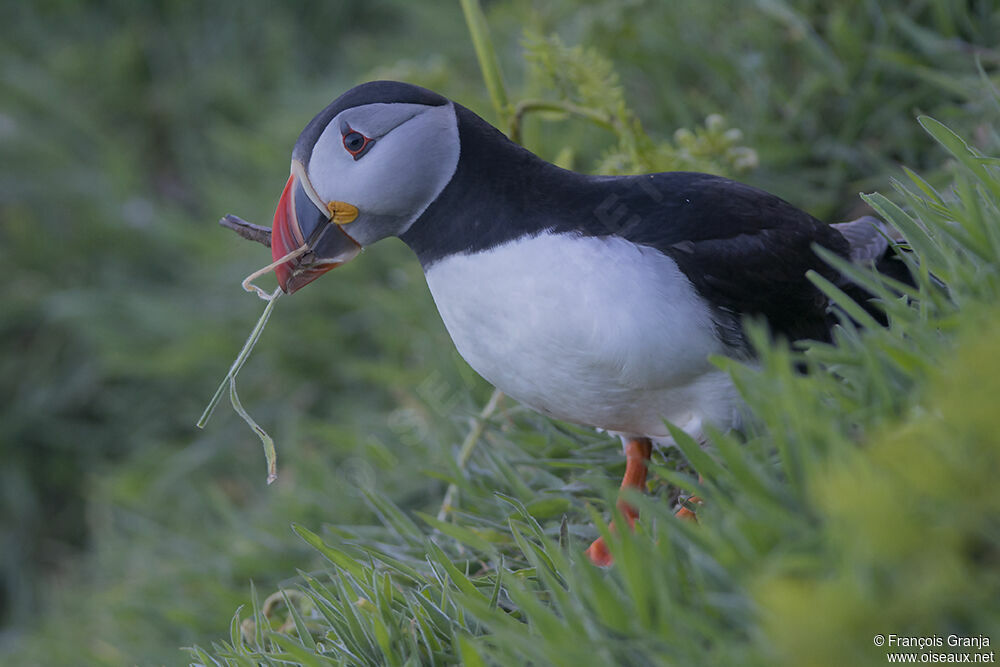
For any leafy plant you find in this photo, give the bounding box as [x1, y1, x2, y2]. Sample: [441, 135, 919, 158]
[520, 32, 758, 176]
[190, 3, 1000, 666]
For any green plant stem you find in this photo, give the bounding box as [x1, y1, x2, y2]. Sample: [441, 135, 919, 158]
[436, 388, 504, 522]
[459, 0, 510, 127]
[197, 290, 282, 429]
[197, 288, 282, 483]
[509, 98, 619, 144]
[442, 0, 511, 524]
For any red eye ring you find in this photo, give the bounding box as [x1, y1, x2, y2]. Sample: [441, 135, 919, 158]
[342, 127, 374, 160]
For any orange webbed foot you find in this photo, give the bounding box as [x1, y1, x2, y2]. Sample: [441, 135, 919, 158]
[586, 452, 706, 566]
[673, 495, 703, 521]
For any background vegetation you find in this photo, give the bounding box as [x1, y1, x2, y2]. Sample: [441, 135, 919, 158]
[1, 1, 998, 665]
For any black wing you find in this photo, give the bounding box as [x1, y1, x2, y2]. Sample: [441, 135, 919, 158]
[608, 173, 850, 345]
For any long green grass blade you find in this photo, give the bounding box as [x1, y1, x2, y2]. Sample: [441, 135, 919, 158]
[197, 289, 281, 428]
[229, 375, 278, 484]
[197, 288, 282, 483]
[281, 589, 317, 651]
[459, 0, 509, 125]
[919, 115, 1000, 200]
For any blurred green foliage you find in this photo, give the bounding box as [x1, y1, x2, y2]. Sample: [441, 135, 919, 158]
[760, 313, 1000, 666]
[187, 108, 1000, 666]
[1, 2, 483, 661]
[1, 0, 998, 665]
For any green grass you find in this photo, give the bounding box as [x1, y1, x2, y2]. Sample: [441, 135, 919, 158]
[1, 1, 999, 665]
[186, 110, 1000, 666]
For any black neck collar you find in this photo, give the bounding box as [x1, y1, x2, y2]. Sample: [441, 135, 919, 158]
[400, 105, 592, 267]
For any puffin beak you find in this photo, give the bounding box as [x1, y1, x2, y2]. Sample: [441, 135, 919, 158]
[271, 164, 361, 294]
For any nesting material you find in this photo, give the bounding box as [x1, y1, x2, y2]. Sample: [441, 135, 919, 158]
[198, 241, 307, 484]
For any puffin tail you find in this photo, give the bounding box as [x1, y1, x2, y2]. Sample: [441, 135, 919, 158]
[830, 215, 914, 323]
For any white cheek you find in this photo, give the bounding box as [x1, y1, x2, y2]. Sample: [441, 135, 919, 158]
[309, 146, 389, 213]
[307, 103, 460, 229]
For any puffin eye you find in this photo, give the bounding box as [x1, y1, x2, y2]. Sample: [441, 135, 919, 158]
[342, 130, 373, 160]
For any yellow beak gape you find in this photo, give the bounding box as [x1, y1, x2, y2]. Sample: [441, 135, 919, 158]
[327, 201, 359, 224]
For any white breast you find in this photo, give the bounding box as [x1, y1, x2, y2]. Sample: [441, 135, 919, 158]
[423, 232, 744, 440]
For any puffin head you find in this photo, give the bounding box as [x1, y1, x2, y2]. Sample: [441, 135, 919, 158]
[271, 81, 460, 293]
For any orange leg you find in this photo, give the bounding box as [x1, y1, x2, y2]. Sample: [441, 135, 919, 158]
[586, 445, 705, 566]
[586, 437, 653, 567]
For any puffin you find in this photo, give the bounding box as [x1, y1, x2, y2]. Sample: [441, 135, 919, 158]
[263, 81, 903, 565]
